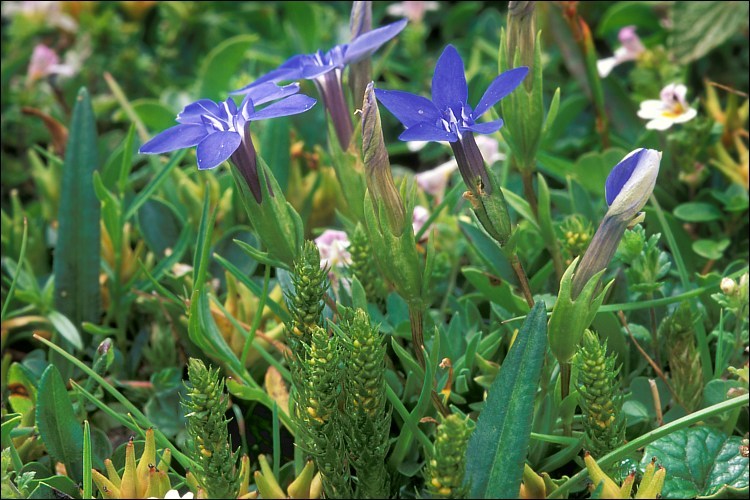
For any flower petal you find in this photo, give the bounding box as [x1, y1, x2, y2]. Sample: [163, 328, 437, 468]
[672, 107, 697, 124]
[231, 55, 307, 94]
[248, 94, 317, 120]
[177, 100, 221, 124]
[244, 82, 300, 106]
[597, 56, 618, 78]
[464, 118, 504, 135]
[431, 45, 468, 112]
[645, 118, 674, 130]
[473, 67, 528, 117]
[374, 88, 440, 128]
[195, 131, 242, 170]
[605, 149, 661, 218]
[139, 124, 208, 154]
[399, 122, 457, 142]
[605, 148, 645, 206]
[344, 18, 408, 64]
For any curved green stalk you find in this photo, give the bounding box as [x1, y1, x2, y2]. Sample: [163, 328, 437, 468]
[548, 395, 749, 498]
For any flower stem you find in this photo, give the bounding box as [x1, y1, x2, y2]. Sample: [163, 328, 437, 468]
[508, 252, 535, 308]
[521, 168, 539, 217]
[547, 395, 750, 498]
[408, 304, 450, 417]
[316, 70, 353, 150]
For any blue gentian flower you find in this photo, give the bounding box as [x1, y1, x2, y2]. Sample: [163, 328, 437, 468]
[232, 18, 407, 149]
[139, 82, 316, 202]
[374, 44, 528, 196]
[571, 148, 661, 297]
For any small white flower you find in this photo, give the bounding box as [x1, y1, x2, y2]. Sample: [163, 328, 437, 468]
[1, 1, 77, 31]
[148, 490, 194, 500]
[314, 230, 351, 269]
[415, 159, 457, 201]
[597, 26, 645, 78]
[412, 205, 432, 241]
[605, 148, 661, 220]
[637, 83, 698, 131]
[414, 136, 503, 202]
[386, 1, 439, 23]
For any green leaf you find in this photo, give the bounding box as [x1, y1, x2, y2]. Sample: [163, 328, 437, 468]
[692, 238, 730, 260]
[259, 118, 291, 192]
[46, 310, 83, 351]
[197, 34, 259, 101]
[641, 427, 748, 498]
[35, 365, 84, 483]
[674, 202, 723, 222]
[53, 87, 101, 330]
[597, 2, 662, 36]
[465, 301, 548, 498]
[130, 99, 179, 132]
[671, 1, 750, 64]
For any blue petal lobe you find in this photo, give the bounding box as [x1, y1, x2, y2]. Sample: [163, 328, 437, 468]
[464, 118, 504, 135]
[432, 45, 468, 113]
[398, 122, 458, 142]
[139, 124, 208, 154]
[245, 82, 300, 106]
[605, 148, 645, 205]
[249, 94, 317, 120]
[177, 100, 221, 124]
[195, 131, 242, 170]
[473, 66, 529, 118]
[374, 88, 440, 128]
[345, 19, 408, 64]
[231, 55, 308, 94]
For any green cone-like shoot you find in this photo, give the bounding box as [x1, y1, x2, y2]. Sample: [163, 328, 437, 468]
[549, 257, 613, 365]
[576, 330, 625, 458]
[231, 155, 304, 270]
[182, 359, 241, 499]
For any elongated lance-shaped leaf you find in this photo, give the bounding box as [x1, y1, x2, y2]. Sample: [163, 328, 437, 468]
[36, 365, 84, 483]
[54, 87, 101, 330]
[465, 301, 548, 498]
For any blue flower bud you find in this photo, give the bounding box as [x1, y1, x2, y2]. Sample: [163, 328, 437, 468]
[604, 148, 661, 221]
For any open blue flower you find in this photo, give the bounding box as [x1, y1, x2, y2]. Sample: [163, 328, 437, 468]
[375, 44, 528, 142]
[139, 82, 316, 202]
[232, 18, 407, 149]
[375, 44, 527, 197]
[232, 19, 407, 93]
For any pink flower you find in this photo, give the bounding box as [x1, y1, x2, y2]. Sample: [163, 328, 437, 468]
[314, 230, 351, 268]
[27, 44, 76, 84]
[637, 83, 697, 130]
[597, 26, 645, 78]
[386, 1, 438, 23]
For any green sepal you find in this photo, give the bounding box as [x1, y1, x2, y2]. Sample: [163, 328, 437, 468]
[231, 155, 304, 270]
[498, 30, 545, 171]
[363, 183, 423, 306]
[548, 257, 613, 364]
[328, 119, 366, 223]
[473, 167, 513, 247]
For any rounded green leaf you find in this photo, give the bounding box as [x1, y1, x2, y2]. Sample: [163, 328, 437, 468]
[692, 238, 730, 260]
[674, 202, 723, 222]
[641, 427, 749, 498]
